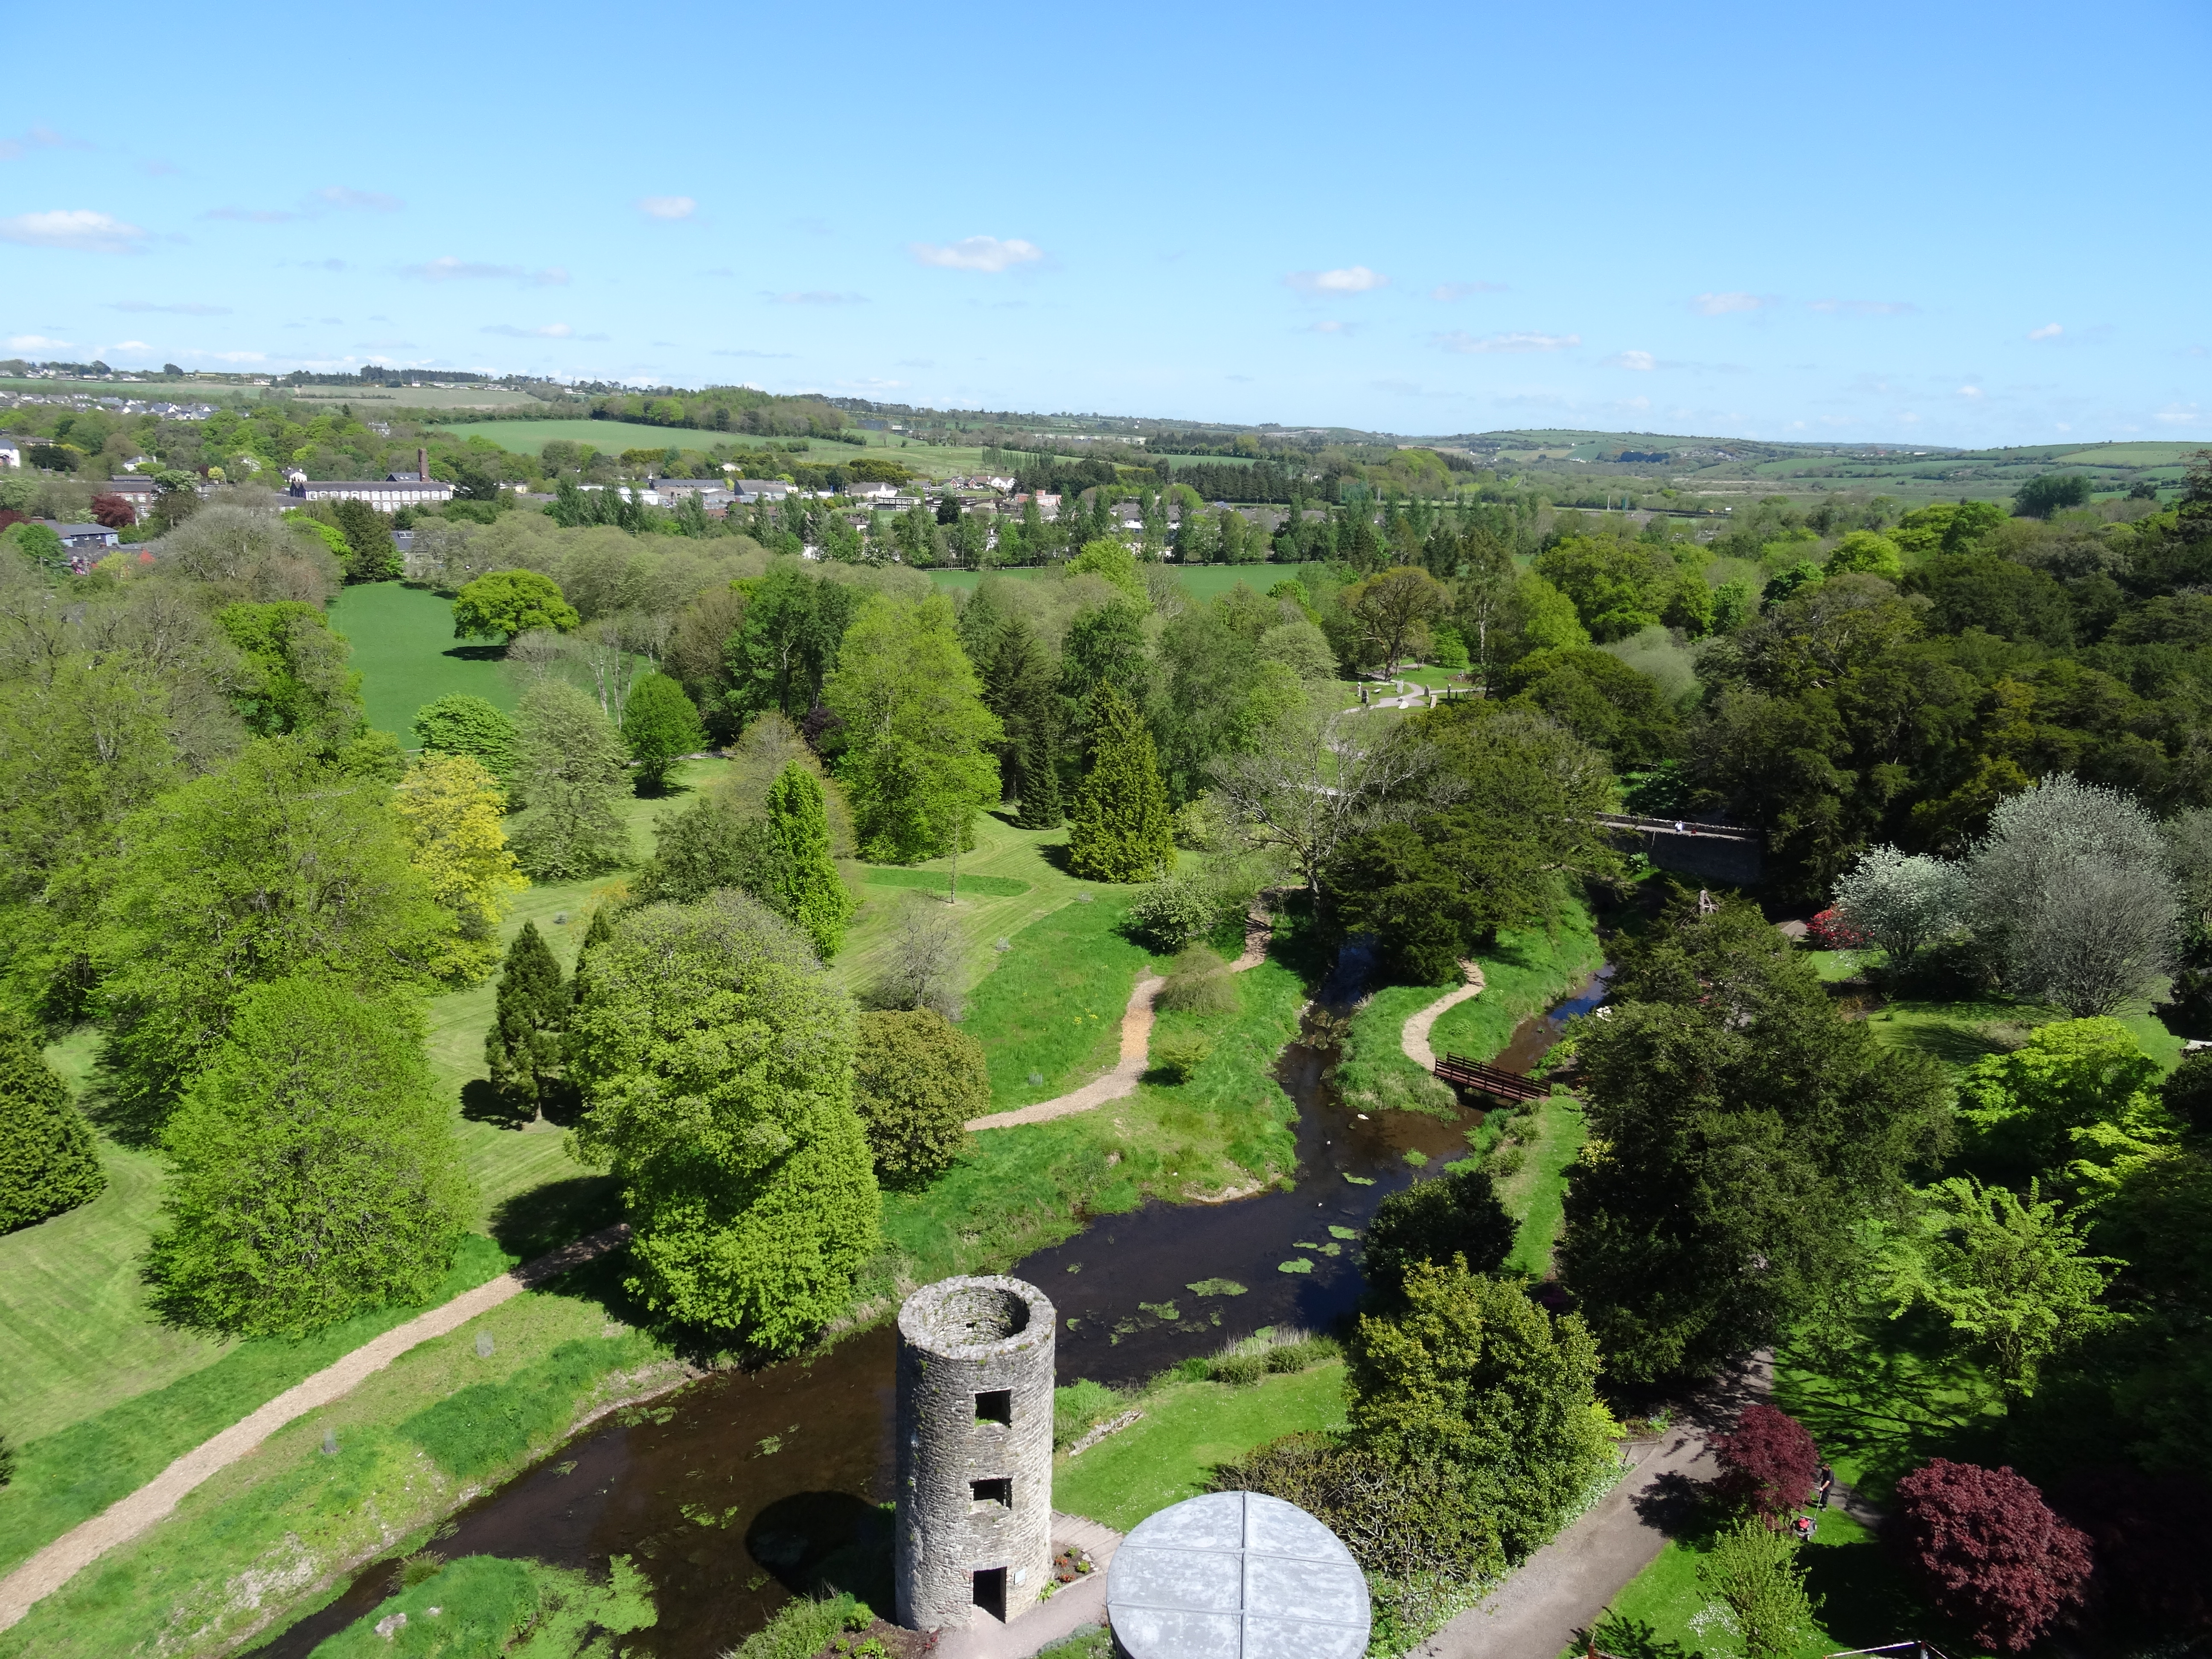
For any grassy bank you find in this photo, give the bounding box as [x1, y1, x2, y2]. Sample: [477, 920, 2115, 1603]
[0, 1256, 679, 1659]
[1053, 1362, 1347, 1533]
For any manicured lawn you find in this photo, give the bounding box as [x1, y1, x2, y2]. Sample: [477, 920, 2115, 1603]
[326, 582, 516, 740]
[1427, 906, 1605, 1060]
[963, 887, 1155, 1110]
[1052, 1364, 1346, 1533]
[0, 1132, 230, 1444]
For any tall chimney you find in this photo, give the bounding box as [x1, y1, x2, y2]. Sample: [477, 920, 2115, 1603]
[418, 446, 428, 483]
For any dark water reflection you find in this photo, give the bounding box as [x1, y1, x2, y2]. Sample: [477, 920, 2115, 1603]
[254, 955, 1603, 1657]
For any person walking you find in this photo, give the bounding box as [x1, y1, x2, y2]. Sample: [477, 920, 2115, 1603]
[1817, 1463, 1835, 1508]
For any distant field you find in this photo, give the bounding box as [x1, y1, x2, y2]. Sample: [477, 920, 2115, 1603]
[435, 420, 986, 480]
[291, 387, 553, 411]
[327, 581, 516, 739]
[2052, 442, 2203, 468]
[927, 562, 1330, 601]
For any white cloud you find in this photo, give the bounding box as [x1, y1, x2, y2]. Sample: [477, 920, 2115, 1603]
[2029, 322, 2064, 341]
[639, 195, 696, 220]
[909, 236, 1044, 272]
[1609, 350, 1656, 371]
[1308, 320, 1353, 335]
[1807, 299, 1917, 317]
[404, 257, 568, 285]
[111, 340, 150, 351]
[480, 323, 575, 338]
[1435, 330, 1581, 354]
[7, 334, 71, 351]
[1957, 385, 1984, 399]
[2155, 404, 2202, 425]
[1286, 265, 1388, 295]
[110, 300, 230, 315]
[1693, 291, 1773, 316]
[317, 186, 400, 211]
[1430, 281, 1505, 300]
[765, 290, 866, 305]
[0, 209, 148, 254]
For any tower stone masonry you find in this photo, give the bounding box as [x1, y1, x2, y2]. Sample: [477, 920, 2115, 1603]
[893, 1275, 1056, 1630]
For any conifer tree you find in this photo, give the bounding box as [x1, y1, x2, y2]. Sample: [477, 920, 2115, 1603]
[1068, 684, 1174, 882]
[763, 761, 856, 957]
[984, 616, 1064, 827]
[0, 1008, 104, 1232]
[569, 905, 616, 1012]
[484, 921, 570, 1120]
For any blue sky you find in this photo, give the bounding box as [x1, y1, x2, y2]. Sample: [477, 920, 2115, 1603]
[4, 0, 2206, 446]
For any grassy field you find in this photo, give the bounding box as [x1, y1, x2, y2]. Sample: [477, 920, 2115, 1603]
[435, 421, 992, 480]
[1052, 1363, 1346, 1533]
[326, 582, 518, 740]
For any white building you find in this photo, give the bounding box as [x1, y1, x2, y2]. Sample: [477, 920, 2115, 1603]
[287, 448, 454, 509]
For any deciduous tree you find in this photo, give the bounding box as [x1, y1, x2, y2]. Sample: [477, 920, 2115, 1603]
[145, 976, 473, 1336]
[1360, 1169, 1513, 1306]
[452, 569, 580, 644]
[1890, 1460, 2092, 1653]
[1830, 845, 1968, 969]
[619, 672, 707, 793]
[412, 694, 517, 789]
[851, 1007, 985, 1185]
[96, 739, 447, 1130]
[392, 753, 525, 985]
[507, 681, 630, 880]
[568, 892, 879, 1348]
[1698, 1518, 1821, 1659]
[1708, 1404, 1820, 1523]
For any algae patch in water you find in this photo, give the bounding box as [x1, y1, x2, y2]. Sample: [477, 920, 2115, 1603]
[1328, 1225, 1357, 1240]
[1278, 1258, 1314, 1275]
[1186, 1278, 1247, 1297]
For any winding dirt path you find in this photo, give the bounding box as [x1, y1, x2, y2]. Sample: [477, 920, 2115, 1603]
[0, 1224, 633, 1634]
[1400, 961, 1487, 1073]
[966, 896, 1281, 1133]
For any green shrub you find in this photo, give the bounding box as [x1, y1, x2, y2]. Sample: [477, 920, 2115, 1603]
[308, 1553, 655, 1657]
[852, 1008, 986, 1187]
[1053, 1379, 1126, 1449]
[1150, 1032, 1213, 1083]
[1126, 876, 1220, 951]
[1211, 1352, 1267, 1386]
[726, 1594, 871, 1659]
[1158, 946, 1240, 1016]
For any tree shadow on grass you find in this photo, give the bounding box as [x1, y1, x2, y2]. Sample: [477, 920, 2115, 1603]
[1584, 1614, 1704, 1659]
[1799, 1538, 1951, 1653]
[441, 643, 507, 663]
[488, 1174, 624, 1263]
[1772, 1313, 2002, 1501]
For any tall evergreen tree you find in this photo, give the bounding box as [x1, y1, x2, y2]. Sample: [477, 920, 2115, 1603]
[1068, 684, 1175, 882]
[0, 1008, 105, 1232]
[763, 761, 856, 958]
[569, 905, 616, 1012]
[484, 921, 570, 1120]
[987, 618, 1064, 829]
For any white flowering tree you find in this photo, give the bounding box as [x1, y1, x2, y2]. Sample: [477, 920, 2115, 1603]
[1831, 845, 1969, 968]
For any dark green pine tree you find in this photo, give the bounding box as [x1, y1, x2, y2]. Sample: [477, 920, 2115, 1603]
[484, 921, 569, 1121]
[568, 905, 616, 1014]
[0, 1009, 105, 1233]
[1067, 684, 1174, 882]
[984, 617, 1064, 827]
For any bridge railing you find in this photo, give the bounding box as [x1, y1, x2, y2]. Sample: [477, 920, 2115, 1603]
[1433, 1053, 1551, 1103]
[1595, 813, 1762, 844]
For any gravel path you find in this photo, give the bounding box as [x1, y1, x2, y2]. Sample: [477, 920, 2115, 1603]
[1400, 962, 1487, 1072]
[932, 1512, 1124, 1659]
[966, 895, 1279, 1133]
[0, 1224, 633, 1634]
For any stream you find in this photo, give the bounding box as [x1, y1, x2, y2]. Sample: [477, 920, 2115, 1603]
[253, 959, 1605, 1657]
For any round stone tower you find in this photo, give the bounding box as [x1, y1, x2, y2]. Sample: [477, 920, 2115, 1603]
[894, 1275, 1056, 1630]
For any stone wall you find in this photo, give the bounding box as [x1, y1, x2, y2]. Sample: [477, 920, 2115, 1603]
[894, 1275, 1057, 1630]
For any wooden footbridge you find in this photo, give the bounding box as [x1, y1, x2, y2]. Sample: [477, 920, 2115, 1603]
[1432, 1052, 1551, 1104]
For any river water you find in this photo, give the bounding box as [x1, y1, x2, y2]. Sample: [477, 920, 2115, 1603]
[254, 961, 1603, 1657]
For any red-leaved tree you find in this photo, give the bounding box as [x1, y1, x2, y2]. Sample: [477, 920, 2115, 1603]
[89, 492, 137, 529]
[1892, 1459, 2093, 1653]
[1708, 1403, 1820, 1522]
[1806, 908, 1869, 950]
[2053, 1465, 2212, 1639]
